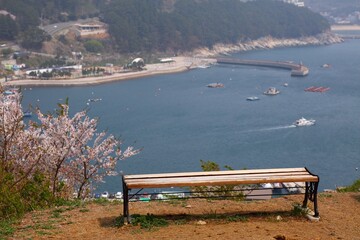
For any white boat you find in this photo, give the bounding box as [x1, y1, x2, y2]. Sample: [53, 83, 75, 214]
[207, 83, 224, 88]
[293, 117, 316, 127]
[246, 96, 259, 101]
[263, 87, 280, 95]
[197, 65, 210, 69]
[23, 111, 32, 117]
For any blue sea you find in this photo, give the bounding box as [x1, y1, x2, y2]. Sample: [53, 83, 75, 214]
[22, 38, 360, 193]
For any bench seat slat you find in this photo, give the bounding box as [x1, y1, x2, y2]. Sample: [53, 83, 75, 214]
[125, 174, 318, 189]
[125, 172, 314, 185]
[124, 167, 310, 180]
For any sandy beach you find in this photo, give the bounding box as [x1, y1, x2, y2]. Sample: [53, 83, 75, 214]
[2, 57, 216, 87]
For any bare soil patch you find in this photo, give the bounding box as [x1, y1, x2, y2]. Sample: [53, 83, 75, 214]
[11, 192, 360, 240]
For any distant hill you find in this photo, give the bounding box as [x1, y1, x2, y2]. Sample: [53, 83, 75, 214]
[0, 0, 330, 53]
[100, 0, 330, 53]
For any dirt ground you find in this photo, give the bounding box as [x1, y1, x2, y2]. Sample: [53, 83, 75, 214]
[11, 192, 360, 240]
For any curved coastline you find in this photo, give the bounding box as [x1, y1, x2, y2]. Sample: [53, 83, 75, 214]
[2, 33, 343, 87]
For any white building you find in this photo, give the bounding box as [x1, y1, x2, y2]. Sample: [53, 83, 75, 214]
[283, 0, 305, 7]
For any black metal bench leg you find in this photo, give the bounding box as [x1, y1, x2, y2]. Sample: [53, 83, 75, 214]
[122, 176, 130, 223]
[302, 182, 309, 208]
[313, 182, 319, 217]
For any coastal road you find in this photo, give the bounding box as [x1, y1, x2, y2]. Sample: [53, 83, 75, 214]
[40, 18, 99, 36]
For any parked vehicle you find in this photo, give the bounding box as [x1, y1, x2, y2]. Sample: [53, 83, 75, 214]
[101, 191, 109, 198]
[115, 192, 123, 199]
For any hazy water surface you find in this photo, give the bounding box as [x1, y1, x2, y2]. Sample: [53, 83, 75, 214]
[22, 39, 360, 192]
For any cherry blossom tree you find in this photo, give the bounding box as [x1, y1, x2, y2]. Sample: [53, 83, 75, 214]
[0, 87, 139, 201]
[0, 88, 46, 190]
[37, 103, 140, 198]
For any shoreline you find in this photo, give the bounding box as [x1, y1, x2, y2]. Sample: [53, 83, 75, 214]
[2, 57, 215, 87]
[2, 33, 343, 87]
[331, 24, 360, 31]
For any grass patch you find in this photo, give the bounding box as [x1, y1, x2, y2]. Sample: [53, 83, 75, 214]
[36, 230, 52, 236]
[174, 219, 187, 225]
[319, 193, 333, 198]
[54, 198, 83, 207]
[50, 211, 62, 219]
[92, 198, 111, 206]
[131, 214, 168, 230]
[291, 204, 309, 217]
[0, 220, 15, 239]
[39, 224, 55, 230]
[113, 216, 125, 228]
[79, 208, 90, 213]
[226, 215, 248, 222]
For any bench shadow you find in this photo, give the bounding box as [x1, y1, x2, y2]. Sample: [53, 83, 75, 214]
[97, 210, 294, 228]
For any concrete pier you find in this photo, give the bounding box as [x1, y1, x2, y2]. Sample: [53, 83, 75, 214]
[216, 57, 309, 76]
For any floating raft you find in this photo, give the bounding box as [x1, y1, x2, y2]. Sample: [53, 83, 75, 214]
[304, 86, 330, 92]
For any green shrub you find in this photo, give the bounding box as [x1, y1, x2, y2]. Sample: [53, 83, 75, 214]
[84, 40, 104, 53]
[0, 169, 53, 219]
[337, 179, 360, 192]
[190, 160, 245, 200]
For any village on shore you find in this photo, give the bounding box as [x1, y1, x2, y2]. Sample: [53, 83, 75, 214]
[1, 30, 343, 87]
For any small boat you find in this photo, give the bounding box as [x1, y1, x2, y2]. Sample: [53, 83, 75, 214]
[207, 83, 224, 88]
[263, 87, 280, 95]
[197, 65, 210, 69]
[293, 117, 315, 127]
[246, 96, 260, 101]
[283, 83, 288, 87]
[304, 86, 316, 92]
[23, 111, 32, 117]
[4, 90, 15, 95]
[304, 86, 330, 92]
[321, 63, 331, 68]
[88, 98, 102, 102]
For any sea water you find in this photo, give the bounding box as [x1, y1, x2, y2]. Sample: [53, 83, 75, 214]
[21, 39, 360, 193]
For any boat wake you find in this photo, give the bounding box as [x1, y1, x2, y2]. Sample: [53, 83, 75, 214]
[241, 124, 296, 133]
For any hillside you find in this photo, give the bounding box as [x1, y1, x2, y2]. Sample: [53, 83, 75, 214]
[102, 0, 330, 53]
[0, 0, 330, 54]
[8, 192, 360, 239]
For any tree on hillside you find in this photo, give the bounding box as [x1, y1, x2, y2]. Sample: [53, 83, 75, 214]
[84, 39, 104, 53]
[0, 15, 18, 40]
[19, 27, 52, 50]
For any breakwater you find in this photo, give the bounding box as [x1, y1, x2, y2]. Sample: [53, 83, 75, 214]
[216, 57, 309, 76]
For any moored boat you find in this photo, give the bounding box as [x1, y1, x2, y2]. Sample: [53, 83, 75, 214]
[263, 87, 280, 95]
[207, 83, 224, 88]
[246, 96, 260, 101]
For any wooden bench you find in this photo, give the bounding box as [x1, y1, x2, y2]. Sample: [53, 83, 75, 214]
[122, 167, 319, 223]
